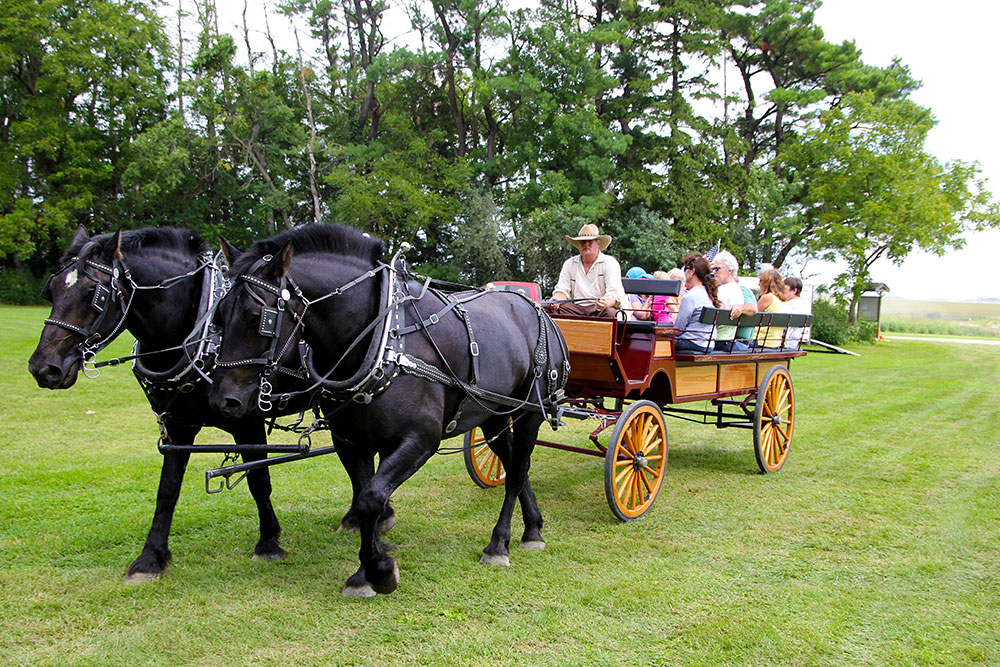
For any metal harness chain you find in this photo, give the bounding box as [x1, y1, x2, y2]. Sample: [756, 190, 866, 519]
[43, 251, 221, 380]
[214, 252, 398, 411]
[216, 246, 567, 431]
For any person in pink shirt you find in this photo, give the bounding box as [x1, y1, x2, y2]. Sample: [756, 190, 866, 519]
[649, 269, 682, 325]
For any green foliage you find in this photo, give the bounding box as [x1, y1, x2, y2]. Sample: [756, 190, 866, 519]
[810, 298, 877, 345]
[604, 206, 683, 273]
[881, 317, 1000, 339]
[450, 188, 509, 285]
[2, 0, 998, 299]
[782, 91, 1000, 318]
[0, 268, 44, 305]
[0, 0, 170, 264]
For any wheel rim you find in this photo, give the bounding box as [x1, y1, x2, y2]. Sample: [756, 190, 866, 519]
[608, 403, 667, 520]
[467, 427, 505, 487]
[755, 367, 794, 472]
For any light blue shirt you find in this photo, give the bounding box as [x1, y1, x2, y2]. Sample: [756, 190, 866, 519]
[673, 285, 716, 344]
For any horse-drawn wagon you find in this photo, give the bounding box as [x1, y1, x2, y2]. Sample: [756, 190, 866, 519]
[463, 278, 810, 521]
[29, 224, 809, 595]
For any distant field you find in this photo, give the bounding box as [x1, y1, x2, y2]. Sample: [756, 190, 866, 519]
[880, 299, 1000, 338]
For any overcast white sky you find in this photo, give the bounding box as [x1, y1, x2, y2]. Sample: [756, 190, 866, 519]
[813, 0, 1000, 300]
[219, 0, 1000, 301]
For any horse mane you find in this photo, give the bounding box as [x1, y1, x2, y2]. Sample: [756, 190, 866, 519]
[231, 224, 385, 276]
[63, 227, 210, 263]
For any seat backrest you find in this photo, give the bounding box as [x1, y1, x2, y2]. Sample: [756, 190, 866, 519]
[698, 307, 761, 327]
[785, 313, 809, 327]
[623, 320, 656, 334]
[760, 311, 792, 328]
[621, 278, 682, 296]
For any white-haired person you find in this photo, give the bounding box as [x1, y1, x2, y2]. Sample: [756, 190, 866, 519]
[546, 224, 628, 318]
[710, 250, 757, 352]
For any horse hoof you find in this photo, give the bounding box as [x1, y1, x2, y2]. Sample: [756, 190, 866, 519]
[252, 550, 286, 562]
[371, 559, 400, 595]
[122, 571, 161, 585]
[377, 513, 396, 535]
[519, 540, 546, 551]
[479, 553, 510, 567]
[342, 584, 376, 598]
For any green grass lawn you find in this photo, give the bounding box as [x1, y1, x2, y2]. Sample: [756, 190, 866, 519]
[2, 306, 999, 665]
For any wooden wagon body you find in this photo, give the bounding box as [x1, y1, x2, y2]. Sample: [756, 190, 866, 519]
[464, 278, 810, 520]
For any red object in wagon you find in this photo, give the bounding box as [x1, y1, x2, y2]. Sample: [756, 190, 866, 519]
[484, 281, 541, 301]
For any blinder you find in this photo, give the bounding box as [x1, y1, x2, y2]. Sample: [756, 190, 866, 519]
[91, 283, 111, 313]
[40, 275, 54, 303]
[259, 307, 279, 337]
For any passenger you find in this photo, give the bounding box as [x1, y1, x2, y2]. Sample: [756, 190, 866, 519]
[710, 251, 756, 352]
[673, 254, 722, 353]
[783, 277, 810, 347]
[667, 268, 686, 297]
[649, 270, 679, 325]
[624, 266, 653, 320]
[755, 267, 787, 349]
[546, 224, 628, 318]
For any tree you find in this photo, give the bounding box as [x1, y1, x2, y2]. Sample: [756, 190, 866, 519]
[0, 0, 170, 268]
[781, 92, 1000, 321]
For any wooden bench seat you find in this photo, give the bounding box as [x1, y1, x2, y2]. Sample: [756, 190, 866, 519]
[671, 307, 813, 356]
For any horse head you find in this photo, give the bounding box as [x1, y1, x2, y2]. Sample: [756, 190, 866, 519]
[210, 225, 385, 420]
[211, 239, 303, 419]
[29, 226, 126, 389]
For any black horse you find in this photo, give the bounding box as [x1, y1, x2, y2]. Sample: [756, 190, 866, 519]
[209, 224, 568, 596]
[27, 226, 321, 581]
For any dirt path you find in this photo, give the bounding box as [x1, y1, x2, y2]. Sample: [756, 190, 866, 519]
[883, 336, 1000, 346]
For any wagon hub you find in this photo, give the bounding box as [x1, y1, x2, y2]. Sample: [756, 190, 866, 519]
[773, 414, 783, 426]
[634, 454, 649, 470]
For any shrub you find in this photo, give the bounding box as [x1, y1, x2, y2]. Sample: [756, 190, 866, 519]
[0, 269, 46, 305]
[811, 299, 849, 345]
[810, 299, 877, 345]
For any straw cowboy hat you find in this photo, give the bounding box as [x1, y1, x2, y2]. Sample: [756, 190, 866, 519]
[567, 223, 612, 251]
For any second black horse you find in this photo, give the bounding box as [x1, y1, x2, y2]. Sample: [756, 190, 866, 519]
[209, 224, 569, 596]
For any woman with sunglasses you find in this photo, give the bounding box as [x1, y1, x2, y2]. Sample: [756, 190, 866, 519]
[673, 253, 723, 353]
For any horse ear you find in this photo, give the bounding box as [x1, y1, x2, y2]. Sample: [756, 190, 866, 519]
[101, 229, 124, 262]
[219, 237, 242, 268]
[70, 225, 90, 248]
[278, 241, 294, 277]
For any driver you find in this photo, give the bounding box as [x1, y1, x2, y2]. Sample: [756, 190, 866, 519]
[546, 224, 627, 318]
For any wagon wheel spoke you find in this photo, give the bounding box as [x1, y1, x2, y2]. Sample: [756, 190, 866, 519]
[773, 422, 791, 448]
[617, 468, 636, 503]
[638, 416, 655, 451]
[637, 468, 653, 496]
[614, 460, 635, 487]
[770, 386, 790, 413]
[486, 453, 501, 479]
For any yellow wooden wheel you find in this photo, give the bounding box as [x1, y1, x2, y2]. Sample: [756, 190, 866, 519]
[462, 425, 506, 488]
[604, 400, 668, 521]
[753, 365, 795, 473]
